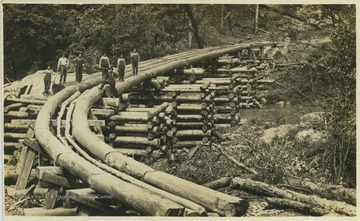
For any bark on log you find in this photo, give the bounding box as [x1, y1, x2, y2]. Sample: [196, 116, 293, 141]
[5, 97, 47, 105]
[231, 178, 356, 216]
[266, 197, 331, 216]
[5, 111, 30, 118]
[204, 177, 232, 190]
[175, 68, 205, 75]
[148, 102, 169, 119]
[176, 114, 204, 121]
[4, 103, 26, 113]
[113, 136, 160, 147]
[176, 130, 212, 137]
[114, 148, 150, 156]
[285, 178, 356, 206]
[109, 112, 149, 122]
[115, 124, 149, 134]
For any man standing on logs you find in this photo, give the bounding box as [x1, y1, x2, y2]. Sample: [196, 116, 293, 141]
[130, 49, 139, 76]
[117, 54, 126, 81]
[99, 53, 110, 79]
[57, 53, 69, 84]
[42, 65, 55, 96]
[73, 53, 85, 83]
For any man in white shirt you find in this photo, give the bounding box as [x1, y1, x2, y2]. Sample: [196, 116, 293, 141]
[57, 53, 69, 84]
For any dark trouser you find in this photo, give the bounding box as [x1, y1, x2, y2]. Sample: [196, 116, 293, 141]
[118, 67, 125, 81]
[59, 65, 67, 84]
[76, 65, 83, 82]
[43, 75, 51, 94]
[101, 68, 109, 80]
[132, 62, 138, 75]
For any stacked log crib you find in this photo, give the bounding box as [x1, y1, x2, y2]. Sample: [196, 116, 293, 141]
[4, 43, 279, 216]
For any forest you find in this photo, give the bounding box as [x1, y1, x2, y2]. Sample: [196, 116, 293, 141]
[3, 3, 357, 204]
[3, 4, 355, 81]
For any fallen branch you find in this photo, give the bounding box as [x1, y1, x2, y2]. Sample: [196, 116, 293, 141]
[266, 197, 331, 216]
[231, 177, 356, 216]
[213, 144, 258, 175]
[285, 178, 356, 206]
[204, 177, 232, 190]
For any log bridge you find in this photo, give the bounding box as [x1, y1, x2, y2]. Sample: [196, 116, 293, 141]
[3, 42, 278, 216]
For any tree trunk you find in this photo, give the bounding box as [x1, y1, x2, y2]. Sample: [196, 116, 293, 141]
[285, 178, 356, 206]
[254, 5, 259, 34]
[183, 5, 204, 49]
[266, 197, 331, 216]
[231, 177, 356, 216]
[204, 177, 232, 190]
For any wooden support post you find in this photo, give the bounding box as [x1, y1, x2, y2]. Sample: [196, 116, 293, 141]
[15, 127, 38, 190]
[43, 184, 60, 209]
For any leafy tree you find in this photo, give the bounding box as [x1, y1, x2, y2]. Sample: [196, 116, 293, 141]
[3, 4, 69, 80]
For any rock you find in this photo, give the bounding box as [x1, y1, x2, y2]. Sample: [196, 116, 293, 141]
[260, 98, 267, 104]
[261, 124, 299, 144]
[300, 112, 325, 128]
[276, 101, 285, 106]
[296, 129, 326, 144]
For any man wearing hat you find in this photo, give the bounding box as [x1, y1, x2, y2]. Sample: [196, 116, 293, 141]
[57, 53, 69, 84]
[130, 49, 140, 76]
[99, 53, 110, 80]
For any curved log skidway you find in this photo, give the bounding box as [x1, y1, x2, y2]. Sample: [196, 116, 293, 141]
[34, 42, 278, 216]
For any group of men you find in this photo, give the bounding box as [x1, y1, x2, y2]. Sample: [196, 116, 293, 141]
[99, 49, 140, 81]
[43, 49, 140, 96]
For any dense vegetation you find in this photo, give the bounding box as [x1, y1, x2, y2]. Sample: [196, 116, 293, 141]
[3, 4, 356, 186]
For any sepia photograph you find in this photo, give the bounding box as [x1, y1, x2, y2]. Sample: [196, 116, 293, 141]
[1, 1, 357, 218]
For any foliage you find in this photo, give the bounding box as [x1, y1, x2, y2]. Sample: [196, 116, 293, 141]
[5, 4, 352, 81]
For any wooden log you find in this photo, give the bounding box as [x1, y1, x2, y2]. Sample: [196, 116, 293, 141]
[177, 104, 204, 113]
[174, 141, 198, 148]
[175, 68, 205, 75]
[65, 188, 110, 211]
[39, 171, 86, 189]
[4, 103, 26, 113]
[197, 79, 232, 85]
[216, 67, 256, 73]
[166, 127, 177, 138]
[176, 122, 209, 129]
[16, 128, 38, 190]
[176, 130, 212, 137]
[266, 197, 330, 216]
[96, 97, 120, 107]
[148, 102, 169, 119]
[115, 124, 148, 134]
[3, 142, 20, 150]
[90, 108, 114, 117]
[176, 114, 203, 122]
[285, 178, 356, 206]
[109, 112, 148, 122]
[23, 207, 78, 216]
[7, 119, 104, 129]
[114, 148, 150, 156]
[4, 111, 30, 118]
[43, 184, 60, 209]
[204, 177, 232, 190]
[113, 136, 160, 147]
[231, 178, 356, 216]
[5, 97, 47, 105]
[165, 105, 176, 116]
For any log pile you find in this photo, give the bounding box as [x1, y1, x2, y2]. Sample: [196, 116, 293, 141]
[5, 42, 283, 216]
[107, 101, 177, 156]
